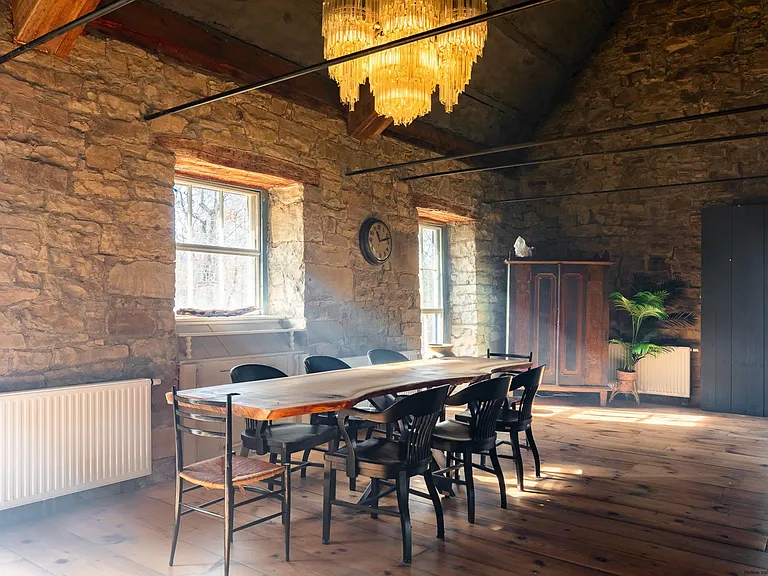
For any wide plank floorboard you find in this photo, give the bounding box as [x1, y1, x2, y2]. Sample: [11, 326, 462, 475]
[3, 402, 768, 575]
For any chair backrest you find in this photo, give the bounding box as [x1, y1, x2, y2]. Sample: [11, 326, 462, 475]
[449, 375, 512, 441]
[367, 349, 409, 365]
[390, 385, 451, 467]
[171, 386, 237, 476]
[304, 355, 351, 373]
[509, 365, 545, 424]
[230, 363, 287, 383]
[487, 349, 533, 362]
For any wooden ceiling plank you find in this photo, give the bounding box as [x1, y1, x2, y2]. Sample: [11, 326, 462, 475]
[11, 0, 100, 57]
[347, 82, 393, 141]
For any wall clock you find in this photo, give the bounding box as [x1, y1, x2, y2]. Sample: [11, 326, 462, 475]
[359, 217, 393, 265]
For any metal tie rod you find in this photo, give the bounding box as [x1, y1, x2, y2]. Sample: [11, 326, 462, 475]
[0, 0, 136, 66]
[400, 130, 768, 181]
[347, 101, 768, 177]
[486, 174, 768, 205]
[143, 0, 561, 121]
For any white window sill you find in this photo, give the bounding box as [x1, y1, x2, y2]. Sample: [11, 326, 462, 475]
[175, 315, 306, 337]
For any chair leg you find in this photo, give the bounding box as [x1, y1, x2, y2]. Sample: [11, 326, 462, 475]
[168, 474, 183, 566]
[365, 426, 374, 440]
[281, 447, 290, 523]
[423, 471, 444, 540]
[322, 440, 338, 545]
[268, 453, 278, 491]
[488, 447, 507, 510]
[282, 465, 291, 561]
[301, 449, 311, 478]
[370, 478, 380, 519]
[480, 454, 487, 468]
[223, 486, 234, 576]
[463, 450, 475, 524]
[395, 471, 412, 564]
[525, 428, 541, 478]
[510, 432, 525, 492]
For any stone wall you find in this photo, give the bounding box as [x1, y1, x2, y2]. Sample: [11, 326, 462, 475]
[506, 0, 768, 402]
[0, 0, 515, 474]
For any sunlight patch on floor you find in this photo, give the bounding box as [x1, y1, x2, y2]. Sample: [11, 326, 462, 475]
[567, 408, 703, 427]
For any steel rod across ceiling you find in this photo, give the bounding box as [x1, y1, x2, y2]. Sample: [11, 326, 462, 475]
[400, 130, 768, 181]
[486, 174, 768, 205]
[142, 0, 562, 121]
[0, 0, 136, 66]
[347, 101, 768, 177]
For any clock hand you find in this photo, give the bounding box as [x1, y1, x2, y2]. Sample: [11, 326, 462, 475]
[375, 230, 381, 241]
[380, 237, 391, 242]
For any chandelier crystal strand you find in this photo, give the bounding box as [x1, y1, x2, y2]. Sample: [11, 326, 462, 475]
[320, 0, 487, 125]
[368, 0, 442, 125]
[437, 0, 487, 113]
[322, 0, 373, 110]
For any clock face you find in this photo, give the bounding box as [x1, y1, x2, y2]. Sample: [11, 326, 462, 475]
[359, 218, 393, 265]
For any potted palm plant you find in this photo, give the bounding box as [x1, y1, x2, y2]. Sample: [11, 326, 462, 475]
[609, 275, 695, 402]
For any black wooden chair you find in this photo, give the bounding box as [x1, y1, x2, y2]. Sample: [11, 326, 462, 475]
[170, 387, 290, 576]
[456, 365, 545, 491]
[232, 364, 337, 482]
[367, 348, 409, 365]
[430, 375, 512, 523]
[322, 385, 451, 564]
[304, 355, 390, 489]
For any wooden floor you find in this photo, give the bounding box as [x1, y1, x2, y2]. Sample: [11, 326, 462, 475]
[3, 401, 768, 575]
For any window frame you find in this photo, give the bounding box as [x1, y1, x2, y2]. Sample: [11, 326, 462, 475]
[418, 221, 449, 349]
[174, 177, 268, 316]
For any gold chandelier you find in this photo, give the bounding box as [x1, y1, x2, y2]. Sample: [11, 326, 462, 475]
[322, 0, 488, 126]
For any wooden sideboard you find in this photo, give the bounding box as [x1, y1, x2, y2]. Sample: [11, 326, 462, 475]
[505, 260, 612, 386]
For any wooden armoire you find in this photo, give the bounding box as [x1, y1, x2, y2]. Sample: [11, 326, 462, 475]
[505, 260, 611, 386]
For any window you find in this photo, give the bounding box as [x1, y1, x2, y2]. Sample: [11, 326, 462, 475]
[174, 178, 264, 314]
[418, 223, 446, 351]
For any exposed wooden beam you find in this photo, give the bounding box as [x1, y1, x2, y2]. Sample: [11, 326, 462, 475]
[11, 0, 100, 57]
[86, 0, 482, 156]
[347, 82, 393, 141]
[155, 136, 322, 189]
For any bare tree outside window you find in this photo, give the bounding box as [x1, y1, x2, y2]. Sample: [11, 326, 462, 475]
[173, 179, 263, 314]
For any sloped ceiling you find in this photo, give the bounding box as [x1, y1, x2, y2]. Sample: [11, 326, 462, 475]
[149, 0, 628, 147]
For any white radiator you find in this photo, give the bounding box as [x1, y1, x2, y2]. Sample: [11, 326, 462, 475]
[608, 344, 691, 398]
[0, 379, 152, 511]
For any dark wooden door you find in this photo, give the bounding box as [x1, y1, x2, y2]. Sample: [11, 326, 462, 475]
[701, 205, 767, 416]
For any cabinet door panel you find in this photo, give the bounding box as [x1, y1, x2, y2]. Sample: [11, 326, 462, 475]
[532, 269, 558, 379]
[560, 272, 585, 380]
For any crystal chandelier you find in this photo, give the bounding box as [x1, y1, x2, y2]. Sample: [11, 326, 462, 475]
[321, 0, 488, 126]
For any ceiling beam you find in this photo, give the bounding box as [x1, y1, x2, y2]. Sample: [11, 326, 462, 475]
[11, 0, 101, 57]
[86, 0, 482, 155]
[347, 82, 393, 141]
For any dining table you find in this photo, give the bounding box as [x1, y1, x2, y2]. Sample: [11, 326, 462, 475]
[166, 356, 532, 420]
[167, 356, 532, 496]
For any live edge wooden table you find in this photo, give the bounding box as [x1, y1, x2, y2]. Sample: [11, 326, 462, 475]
[166, 357, 532, 421]
[166, 356, 532, 496]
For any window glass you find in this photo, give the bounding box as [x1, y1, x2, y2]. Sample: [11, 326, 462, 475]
[174, 179, 262, 313]
[418, 223, 446, 351]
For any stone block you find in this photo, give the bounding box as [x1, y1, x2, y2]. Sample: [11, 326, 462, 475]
[306, 264, 354, 302]
[107, 309, 157, 336]
[107, 261, 175, 299]
[53, 344, 130, 367]
[0, 286, 39, 306]
[85, 144, 123, 171]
